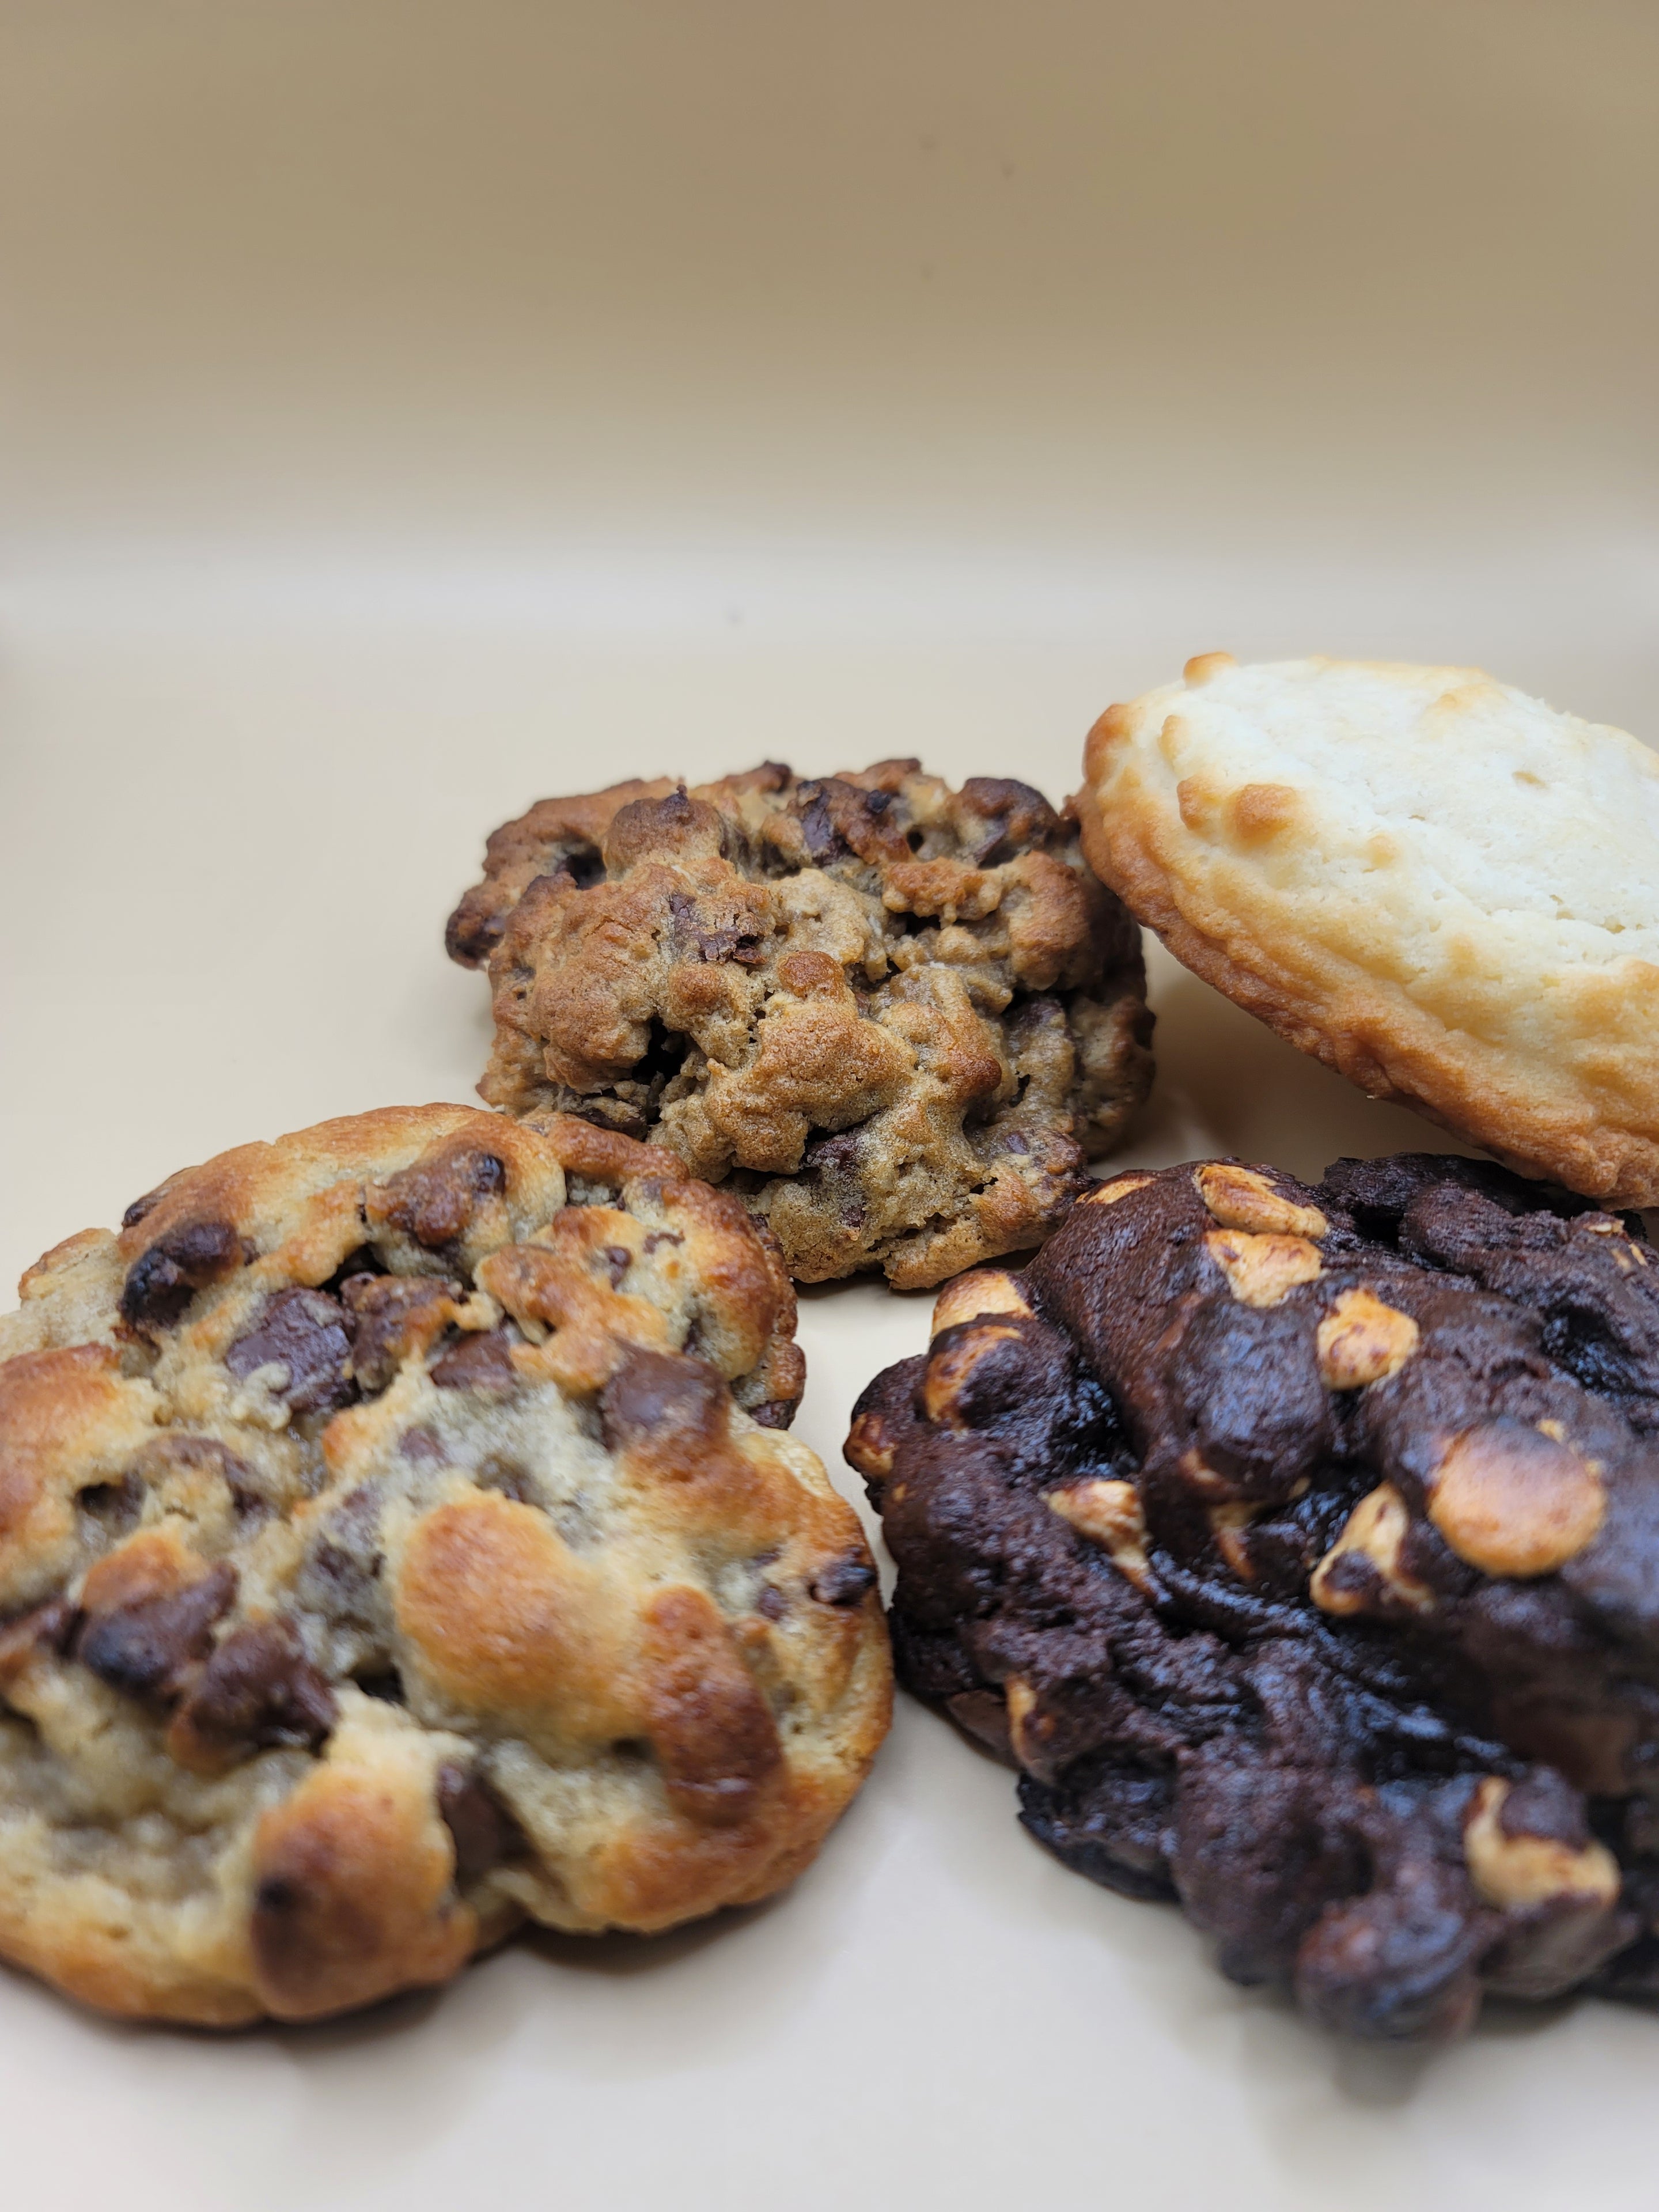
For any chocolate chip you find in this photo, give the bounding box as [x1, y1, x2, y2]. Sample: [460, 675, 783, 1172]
[0, 1596, 79, 1683]
[343, 1273, 457, 1393]
[226, 1287, 355, 1415]
[120, 1220, 245, 1331]
[747, 1399, 796, 1430]
[399, 1424, 448, 1464]
[956, 776, 1061, 865]
[437, 1762, 517, 1882]
[600, 1345, 728, 1453]
[168, 1619, 336, 1768]
[666, 889, 767, 967]
[809, 1550, 878, 1606]
[120, 1184, 171, 1231]
[75, 1563, 238, 1703]
[755, 1586, 788, 1622]
[600, 1244, 632, 1289]
[430, 1327, 520, 1395]
[372, 1146, 508, 1251]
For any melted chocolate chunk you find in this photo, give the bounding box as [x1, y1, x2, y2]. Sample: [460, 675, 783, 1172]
[75, 1564, 238, 1704]
[430, 1326, 520, 1395]
[226, 1287, 356, 1415]
[120, 1220, 246, 1331]
[437, 1763, 519, 1882]
[168, 1619, 337, 1768]
[374, 1146, 507, 1250]
[810, 1550, 879, 1607]
[343, 1273, 457, 1393]
[600, 1345, 728, 1453]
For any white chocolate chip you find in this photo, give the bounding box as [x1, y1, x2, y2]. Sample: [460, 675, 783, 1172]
[1316, 1288, 1420, 1391]
[1310, 1482, 1435, 1616]
[1463, 1777, 1620, 1910]
[1205, 1229, 1323, 1308]
[922, 1322, 1024, 1429]
[1194, 1162, 1328, 1240]
[1048, 1479, 1155, 1593]
[930, 1268, 1033, 1336]
[1082, 1174, 1154, 1207]
[1428, 1422, 1605, 1579]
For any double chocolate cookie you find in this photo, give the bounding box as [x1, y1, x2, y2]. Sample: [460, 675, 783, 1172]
[849, 1150, 1659, 2038]
[446, 762, 1153, 1287]
[0, 1105, 889, 2024]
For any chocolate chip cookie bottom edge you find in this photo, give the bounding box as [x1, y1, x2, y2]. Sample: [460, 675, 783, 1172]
[0, 1104, 891, 2025]
[847, 1151, 1659, 2040]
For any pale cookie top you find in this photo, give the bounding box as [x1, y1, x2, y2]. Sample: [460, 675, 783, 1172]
[0, 1105, 889, 2026]
[1077, 655, 1659, 1206]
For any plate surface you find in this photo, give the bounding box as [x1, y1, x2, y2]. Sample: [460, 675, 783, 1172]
[3, 5, 1657, 2206]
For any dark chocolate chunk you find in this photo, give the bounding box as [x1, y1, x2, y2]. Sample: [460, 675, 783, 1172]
[437, 1762, 518, 1883]
[120, 1220, 246, 1331]
[226, 1287, 356, 1415]
[75, 1563, 238, 1704]
[168, 1619, 337, 1768]
[430, 1326, 520, 1395]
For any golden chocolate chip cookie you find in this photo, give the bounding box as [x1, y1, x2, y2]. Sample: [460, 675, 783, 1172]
[0, 1105, 889, 2024]
[1076, 655, 1659, 1205]
[446, 761, 1153, 1287]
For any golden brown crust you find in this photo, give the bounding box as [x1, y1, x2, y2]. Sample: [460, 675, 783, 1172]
[0, 1104, 889, 2024]
[447, 763, 1153, 1286]
[1077, 658, 1659, 1206]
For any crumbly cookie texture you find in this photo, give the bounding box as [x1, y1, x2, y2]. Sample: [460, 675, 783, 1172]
[0, 1105, 889, 2025]
[446, 761, 1152, 1288]
[1075, 654, 1659, 1206]
[848, 1152, 1659, 2040]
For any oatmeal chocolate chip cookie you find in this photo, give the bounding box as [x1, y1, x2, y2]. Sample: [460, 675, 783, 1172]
[1075, 655, 1659, 1206]
[0, 1105, 889, 2025]
[848, 1152, 1659, 2039]
[446, 760, 1153, 1289]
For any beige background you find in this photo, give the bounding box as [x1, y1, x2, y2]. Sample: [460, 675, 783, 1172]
[2, 4, 1657, 2207]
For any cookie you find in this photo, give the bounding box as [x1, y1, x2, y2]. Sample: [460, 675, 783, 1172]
[1075, 655, 1659, 1205]
[446, 761, 1153, 1287]
[0, 1105, 889, 2024]
[847, 1151, 1659, 2039]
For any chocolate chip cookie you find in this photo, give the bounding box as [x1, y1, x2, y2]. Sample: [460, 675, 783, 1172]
[0, 1105, 890, 2024]
[848, 1151, 1659, 2038]
[446, 762, 1153, 1287]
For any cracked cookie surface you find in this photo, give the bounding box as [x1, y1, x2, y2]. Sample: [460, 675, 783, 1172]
[446, 761, 1152, 1287]
[0, 1105, 889, 2024]
[849, 1151, 1659, 2039]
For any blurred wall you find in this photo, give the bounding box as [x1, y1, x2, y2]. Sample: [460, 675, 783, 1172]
[4, 0, 1654, 563]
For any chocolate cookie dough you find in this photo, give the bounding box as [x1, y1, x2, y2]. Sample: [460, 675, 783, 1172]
[848, 1151, 1659, 2038]
[0, 1105, 889, 2024]
[446, 762, 1153, 1287]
